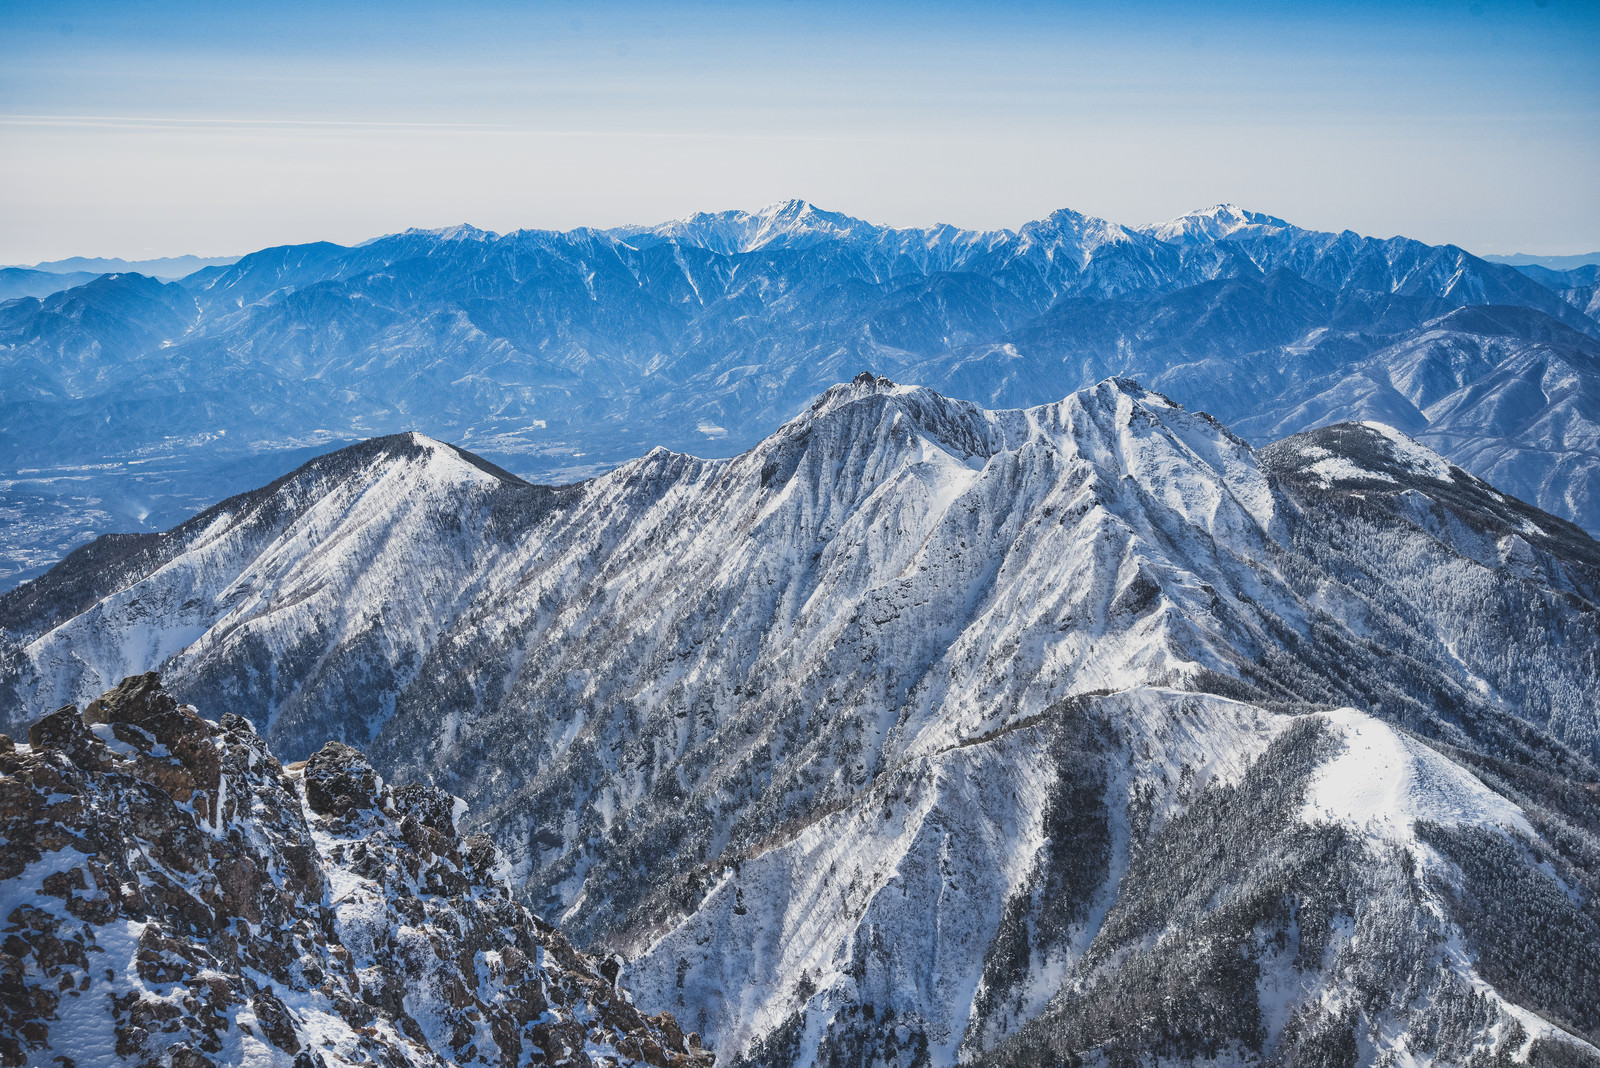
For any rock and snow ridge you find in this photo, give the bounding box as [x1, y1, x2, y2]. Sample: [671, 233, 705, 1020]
[3, 379, 1600, 1066]
[621, 198, 1320, 259]
[0, 673, 712, 1067]
[8, 376, 1298, 760]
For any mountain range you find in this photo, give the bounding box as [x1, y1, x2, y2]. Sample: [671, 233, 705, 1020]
[0, 255, 241, 304]
[4, 375, 1598, 1066]
[1485, 252, 1600, 271]
[4, 200, 1599, 590]
[5, 252, 241, 279]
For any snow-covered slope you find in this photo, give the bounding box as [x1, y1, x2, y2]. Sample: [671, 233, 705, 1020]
[2, 432, 559, 752]
[3, 379, 1599, 1066]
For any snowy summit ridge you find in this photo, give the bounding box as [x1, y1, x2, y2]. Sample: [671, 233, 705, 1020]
[1139, 202, 1295, 243]
[612, 199, 884, 255]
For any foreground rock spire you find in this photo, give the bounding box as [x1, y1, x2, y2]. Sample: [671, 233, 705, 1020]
[0, 673, 712, 1067]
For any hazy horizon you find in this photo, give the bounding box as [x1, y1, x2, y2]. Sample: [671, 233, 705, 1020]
[4, 0, 1597, 264]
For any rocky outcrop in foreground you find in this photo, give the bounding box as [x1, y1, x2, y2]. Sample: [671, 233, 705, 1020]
[0, 672, 712, 1067]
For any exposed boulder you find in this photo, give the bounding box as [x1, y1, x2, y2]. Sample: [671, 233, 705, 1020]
[302, 740, 381, 817]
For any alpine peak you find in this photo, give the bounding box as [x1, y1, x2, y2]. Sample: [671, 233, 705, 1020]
[1140, 202, 1293, 243]
[399, 223, 499, 242]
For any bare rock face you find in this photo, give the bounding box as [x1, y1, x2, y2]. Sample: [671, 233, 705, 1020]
[0, 675, 713, 1068]
[302, 740, 380, 818]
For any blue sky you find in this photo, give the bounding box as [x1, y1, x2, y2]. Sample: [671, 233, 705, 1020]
[2, 0, 1597, 262]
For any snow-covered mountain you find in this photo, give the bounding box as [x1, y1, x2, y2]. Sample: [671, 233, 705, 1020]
[3, 378, 1597, 1066]
[0, 672, 712, 1066]
[613, 199, 917, 256]
[1138, 202, 1293, 244]
[4, 201, 1598, 589]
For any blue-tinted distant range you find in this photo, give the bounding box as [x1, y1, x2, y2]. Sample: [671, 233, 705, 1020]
[2, 198, 1600, 590]
[1, 0, 1598, 263]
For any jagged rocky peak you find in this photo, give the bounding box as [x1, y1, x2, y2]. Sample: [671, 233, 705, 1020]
[775, 369, 1006, 467]
[795, 371, 1192, 459]
[772, 371, 1154, 484]
[807, 369, 910, 410]
[0, 674, 713, 1068]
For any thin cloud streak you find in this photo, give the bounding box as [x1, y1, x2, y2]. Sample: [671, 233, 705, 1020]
[0, 114, 508, 130]
[0, 113, 873, 143]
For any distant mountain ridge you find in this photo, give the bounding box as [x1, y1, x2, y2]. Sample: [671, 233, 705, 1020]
[1486, 251, 1600, 270]
[9, 252, 240, 277]
[0, 266, 100, 302]
[3, 378, 1598, 1066]
[2, 200, 1598, 589]
[0, 253, 242, 305]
